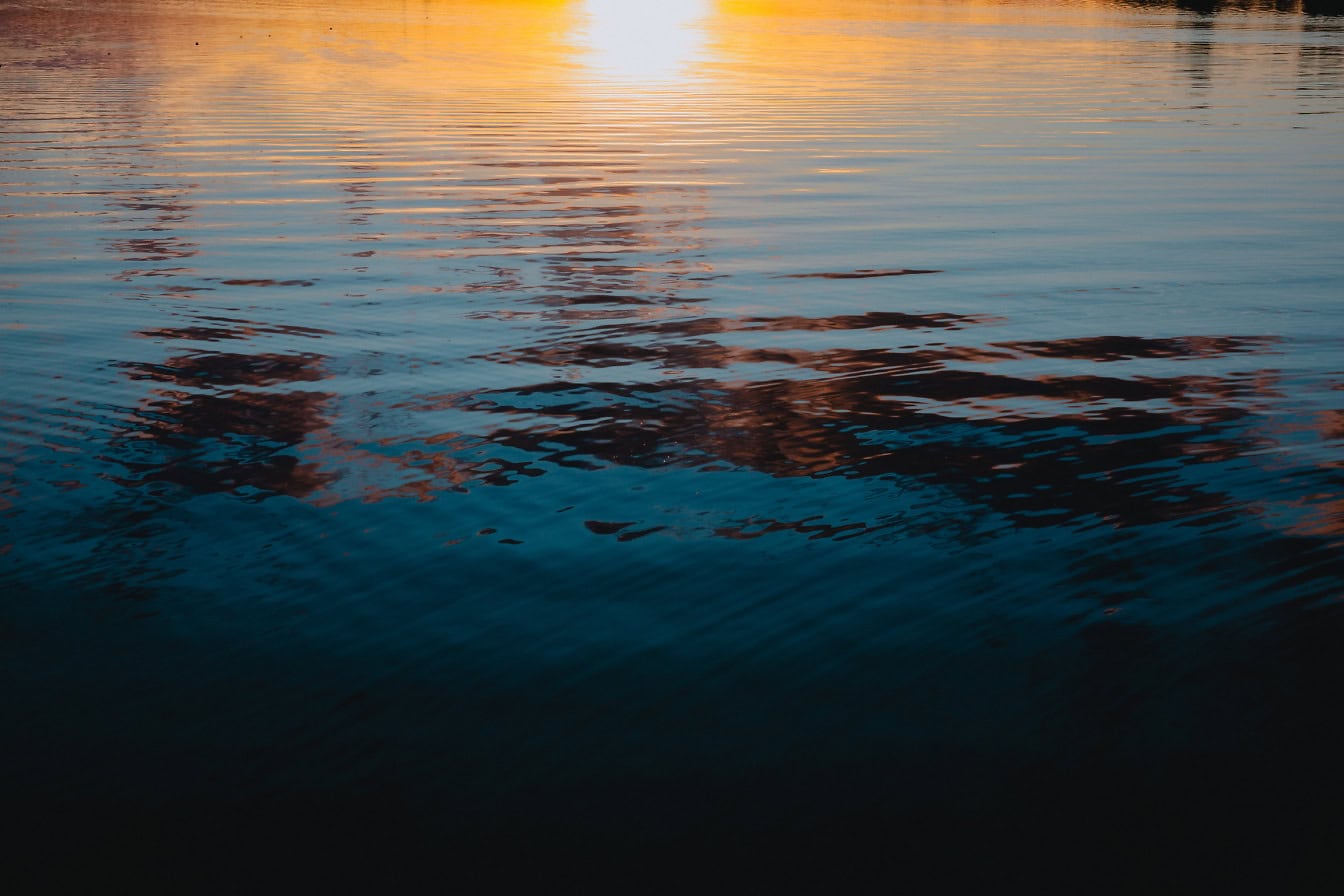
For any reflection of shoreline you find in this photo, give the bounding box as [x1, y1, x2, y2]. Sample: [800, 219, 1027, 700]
[318, 123, 720, 505]
[113, 333, 338, 501]
[1, 0, 1337, 535]
[408, 317, 1283, 535]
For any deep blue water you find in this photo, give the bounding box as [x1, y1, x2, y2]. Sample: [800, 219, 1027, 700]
[2, 0, 1343, 884]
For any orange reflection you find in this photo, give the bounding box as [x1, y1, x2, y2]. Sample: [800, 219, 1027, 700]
[138, 0, 585, 108]
[5, 0, 1334, 532]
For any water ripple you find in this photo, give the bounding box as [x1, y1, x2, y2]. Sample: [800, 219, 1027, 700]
[2, 0, 1343, 874]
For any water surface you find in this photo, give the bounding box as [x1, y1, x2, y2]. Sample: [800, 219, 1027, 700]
[3, 0, 1343, 880]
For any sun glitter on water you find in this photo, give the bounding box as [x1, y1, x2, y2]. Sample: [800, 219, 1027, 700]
[580, 0, 710, 83]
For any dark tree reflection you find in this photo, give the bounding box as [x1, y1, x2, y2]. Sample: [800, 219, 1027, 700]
[110, 333, 337, 501]
[388, 305, 1282, 537]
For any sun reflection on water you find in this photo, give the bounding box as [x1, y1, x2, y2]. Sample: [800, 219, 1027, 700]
[580, 0, 710, 84]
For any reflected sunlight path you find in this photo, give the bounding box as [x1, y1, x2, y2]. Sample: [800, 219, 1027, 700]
[580, 0, 710, 83]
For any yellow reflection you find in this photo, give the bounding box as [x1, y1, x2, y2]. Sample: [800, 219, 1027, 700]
[580, 0, 710, 83]
[151, 0, 586, 106]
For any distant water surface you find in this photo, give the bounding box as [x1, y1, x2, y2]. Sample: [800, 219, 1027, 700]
[2, 0, 1343, 880]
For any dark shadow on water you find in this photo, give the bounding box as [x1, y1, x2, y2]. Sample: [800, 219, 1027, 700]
[384, 314, 1286, 538]
[1116, 0, 1343, 14]
[780, 268, 943, 279]
[100, 327, 339, 504]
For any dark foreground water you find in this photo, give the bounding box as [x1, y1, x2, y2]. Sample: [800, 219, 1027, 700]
[3, 0, 1343, 885]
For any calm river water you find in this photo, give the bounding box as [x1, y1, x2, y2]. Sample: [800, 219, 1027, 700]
[3, 0, 1343, 883]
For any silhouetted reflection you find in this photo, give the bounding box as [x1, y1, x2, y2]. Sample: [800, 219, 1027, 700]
[375, 315, 1285, 536]
[110, 334, 337, 501]
[106, 237, 198, 261]
[1173, 0, 1223, 15]
[1303, 0, 1344, 15]
[994, 334, 1273, 362]
[419, 124, 715, 303]
[98, 179, 203, 299]
[782, 268, 942, 279]
[1298, 42, 1344, 93]
[1115, 0, 1327, 12]
[138, 318, 333, 344]
[119, 351, 328, 389]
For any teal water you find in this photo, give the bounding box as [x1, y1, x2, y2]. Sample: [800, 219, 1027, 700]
[2, 0, 1343, 882]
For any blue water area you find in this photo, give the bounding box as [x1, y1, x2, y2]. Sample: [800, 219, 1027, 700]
[2, 0, 1343, 884]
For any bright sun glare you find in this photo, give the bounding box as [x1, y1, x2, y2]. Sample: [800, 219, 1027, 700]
[580, 0, 710, 83]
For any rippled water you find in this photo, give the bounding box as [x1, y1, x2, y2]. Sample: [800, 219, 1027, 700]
[3, 0, 1343, 881]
